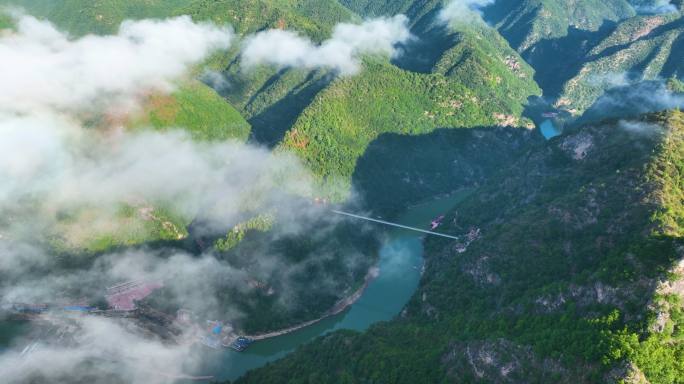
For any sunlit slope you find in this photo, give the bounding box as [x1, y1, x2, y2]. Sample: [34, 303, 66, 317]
[0, 0, 194, 35]
[182, 0, 355, 39]
[337, 0, 442, 21]
[134, 80, 251, 142]
[277, 23, 540, 199]
[238, 110, 684, 383]
[179, 0, 357, 149]
[556, 12, 684, 114]
[484, 0, 636, 52]
[0, 6, 252, 252]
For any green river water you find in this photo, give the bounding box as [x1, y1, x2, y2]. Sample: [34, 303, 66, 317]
[197, 193, 467, 381]
[0, 194, 467, 382]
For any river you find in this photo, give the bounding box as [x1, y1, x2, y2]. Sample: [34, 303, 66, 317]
[0, 194, 466, 382]
[194, 193, 468, 381]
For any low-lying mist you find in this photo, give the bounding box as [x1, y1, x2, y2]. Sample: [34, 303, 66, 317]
[0, 11, 380, 383]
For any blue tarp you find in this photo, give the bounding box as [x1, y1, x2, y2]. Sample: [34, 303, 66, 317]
[63, 306, 92, 312]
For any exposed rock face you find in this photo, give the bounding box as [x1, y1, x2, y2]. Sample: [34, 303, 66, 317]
[442, 339, 571, 383]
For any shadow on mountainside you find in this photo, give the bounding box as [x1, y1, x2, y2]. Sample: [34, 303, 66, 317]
[391, 7, 459, 73]
[352, 125, 543, 218]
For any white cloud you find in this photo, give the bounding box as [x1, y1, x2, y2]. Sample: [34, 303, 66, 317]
[0, 14, 234, 113]
[0, 316, 198, 384]
[240, 15, 412, 75]
[633, 0, 679, 14]
[0, 13, 337, 384]
[618, 120, 664, 136]
[438, 0, 495, 25]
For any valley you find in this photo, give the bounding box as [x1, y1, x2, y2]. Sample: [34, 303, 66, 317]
[0, 0, 683, 383]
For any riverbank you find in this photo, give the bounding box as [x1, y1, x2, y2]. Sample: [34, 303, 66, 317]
[246, 267, 379, 342]
[196, 193, 470, 381]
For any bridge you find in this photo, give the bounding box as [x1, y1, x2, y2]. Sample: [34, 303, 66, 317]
[331, 210, 460, 240]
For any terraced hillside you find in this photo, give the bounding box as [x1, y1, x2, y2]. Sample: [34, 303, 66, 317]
[237, 110, 684, 384]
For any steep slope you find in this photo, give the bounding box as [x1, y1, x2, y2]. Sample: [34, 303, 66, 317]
[277, 54, 539, 199]
[484, 0, 636, 53]
[555, 12, 684, 114]
[262, 10, 541, 199]
[481, 1, 683, 115]
[182, 0, 354, 39]
[133, 80, 251, 142]
[236, 111, 684, 383]
[0, 0, 194, 35]
[181, 0, 356, 148]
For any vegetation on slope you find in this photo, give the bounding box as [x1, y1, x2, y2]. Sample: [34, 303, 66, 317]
[484, 0, 636, 52]
[555, 13, 683, 114]
[0, 5, 256, 252]
[49, 204, 189, 254]
[236, 111, 684, 383]
[337, 0, 442, 22]
[181, 0, 355, 148]
[279, 54, 539, 199]
[133, 80, 251, 142]
[182, 0, 354, 40]
[0, 0, 194, 35]
[0, 10, 12, 28]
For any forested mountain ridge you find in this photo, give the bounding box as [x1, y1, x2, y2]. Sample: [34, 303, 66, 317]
[481, 0, 683, 116]
[237, 110, 684, 384]
[554, 11, 684, 114]
[484, 0, 636, 52]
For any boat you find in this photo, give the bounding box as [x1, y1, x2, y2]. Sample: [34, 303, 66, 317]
[229, 337, 253, 352]
[430, 215, 445, 230]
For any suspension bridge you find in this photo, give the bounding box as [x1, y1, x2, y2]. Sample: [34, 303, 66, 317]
[331, 210, 460, 240]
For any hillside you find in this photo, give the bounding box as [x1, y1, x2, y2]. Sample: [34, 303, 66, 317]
[0, 0, 193, 35]
[278, 54, 538, 199]
[482, 1, 683, 115]
[267, 11, 541, 199]
[6, 1, 684, 383]
[555, 12, 684, 114]
[133, 80, 251, 142]
[236, 111, 684, 383]
[484, 0, 636, 52]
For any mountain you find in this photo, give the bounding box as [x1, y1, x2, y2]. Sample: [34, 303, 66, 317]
[203, 2, 541, 199]
[555, 12, 684, 114]
[483, 0, 683, 115]
[236, 110, 684, 384]
[0, 0, 194, 35]
[484, 0, 636, 53]
[278, 51, 538, 199]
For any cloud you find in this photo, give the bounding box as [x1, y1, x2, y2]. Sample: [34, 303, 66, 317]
[579, 79, 684, 124]
[240, 15, 412, 75]
[0, 315, 199, 384]
[0, 118, 312, 224]
[632, 0, 679, 14]
[438, 0, 495, 25]
[593, 80, 684, 112]
[618, 120, 665, 136]
[0, 14, 234, 114]
[0, 12, 374, 384]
